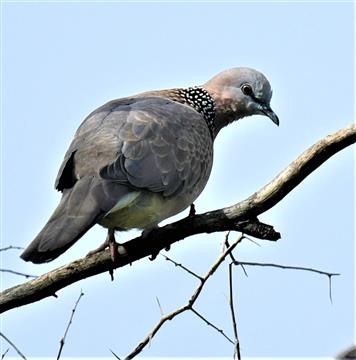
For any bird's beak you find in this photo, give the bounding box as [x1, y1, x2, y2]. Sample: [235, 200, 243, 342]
[261, 104, 279, 126]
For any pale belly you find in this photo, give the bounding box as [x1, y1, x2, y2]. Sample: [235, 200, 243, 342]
[98, 190, 191, 230]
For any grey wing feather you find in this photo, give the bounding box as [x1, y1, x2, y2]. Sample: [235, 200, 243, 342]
[55, 98, 134, 191]
[98, 98, 213, 197]
[56, 96, 213, 198]
[21, 177, 129, 263]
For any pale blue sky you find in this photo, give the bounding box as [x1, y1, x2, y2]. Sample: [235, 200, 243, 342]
[1, 1, 354, 358]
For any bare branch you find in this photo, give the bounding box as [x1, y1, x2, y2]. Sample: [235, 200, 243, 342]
[328, 275, 334, 304]
[0, 332, 26, 360]
[228, 263, 241, 359]
[161, 254, 203, 281]
[56, 290, 84, 360]
[243, 235, 262, 247]
[0, 246, 23, 252]
[110, 349, 122, 359]
[155, 297, 164, 317]
[239, 263, 249, 277]
[236, 261, 340, 277]
[0, 124, 354, 314]
[0, 269, 37, 279]
[1, 348, 9, 359]
[190, 307, 234, 344]
[236, 261, 339, 303]
[120, 235, 243, 360]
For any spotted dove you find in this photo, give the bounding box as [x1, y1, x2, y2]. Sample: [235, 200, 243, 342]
[21, 67, 279, 263]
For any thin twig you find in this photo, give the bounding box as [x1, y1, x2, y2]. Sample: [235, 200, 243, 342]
[236, 261, 339, 303]
[190, 307, 234, 344]
[1, 348, 9, 359]
[236, 261, 339, 277]
[243, 236, 262, 247]
[228, 263, 241, 359]
[56, 290, 84, 360]
[0, 332, 26, 360]
[224, 231, 238, 264]
[121, 235, 244, 360]
[155, 297, 164, 316]
[239, 263, 249, 277]
[0, 269, 37, 279]
[328, 275, 333, 304]
[110, 349, 121, 359]
[161, 254, 203, 280]
[0, 246, 23, 252]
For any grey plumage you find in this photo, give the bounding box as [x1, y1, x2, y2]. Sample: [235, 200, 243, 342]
[21, 67, 279, 263]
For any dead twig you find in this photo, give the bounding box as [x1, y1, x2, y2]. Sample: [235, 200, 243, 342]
[224, 231, 237, 264]
[0, 269, 37, 279]
[1, 348, 9, 359]
[120, 235, 244, 360]
[161, 254, 202, 280]
[190, 307, 234, 344]
[110, 349, 122, 359]
[236, 261, 339, 303]
[155, 297, 164, 317]
[56, 290, 84, 360]
[235, 261, 339, 277]
[0, 246, 23, 252]
[0, 332, 26, 360]
[228, 262, 241, 359]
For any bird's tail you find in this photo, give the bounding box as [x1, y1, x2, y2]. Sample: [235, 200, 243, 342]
[21, 177, 122, 263]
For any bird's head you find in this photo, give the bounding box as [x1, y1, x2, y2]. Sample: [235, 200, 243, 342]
[203, 67, 279, 135]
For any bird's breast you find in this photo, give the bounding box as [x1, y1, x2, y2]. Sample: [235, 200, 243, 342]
[98, 190, 193, 230]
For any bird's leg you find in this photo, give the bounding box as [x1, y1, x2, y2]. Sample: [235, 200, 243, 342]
[87, 228, 119, 259]
[106, 229, 120, 281]
[86, 229, 118, 280]
[107, 228, 119, 264]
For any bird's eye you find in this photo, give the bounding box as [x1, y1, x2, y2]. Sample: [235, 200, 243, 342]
[241, 84, 253, 96]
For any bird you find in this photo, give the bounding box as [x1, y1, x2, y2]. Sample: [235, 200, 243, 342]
[21, 67, 279, 264]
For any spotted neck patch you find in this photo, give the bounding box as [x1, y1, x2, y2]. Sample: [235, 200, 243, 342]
[175, 87, 216, 138]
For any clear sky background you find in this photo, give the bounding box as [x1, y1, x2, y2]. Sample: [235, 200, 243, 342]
[1, 1, 354, 359]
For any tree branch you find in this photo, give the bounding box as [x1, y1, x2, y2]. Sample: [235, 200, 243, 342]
[228, 262, 241, 359]
[0, 269, 37, 279]
[235, 261, 340, 303]
[223, 123, 356, 219]
[118, 235, 242, 360]
[0, 246, 24, 252]
[56, 290, 84, 359]
[0, 123, 354, 314]
[0, 332, 27, 360]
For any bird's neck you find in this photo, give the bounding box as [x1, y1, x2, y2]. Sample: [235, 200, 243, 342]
[140, 87, 217, 138]
[201, 86, 246, 134]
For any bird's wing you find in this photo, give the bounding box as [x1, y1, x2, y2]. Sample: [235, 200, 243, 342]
[56, 96, 213, 198]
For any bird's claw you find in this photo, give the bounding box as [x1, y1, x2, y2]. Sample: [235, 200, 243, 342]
[87, 229, 119, 281]
[149, 252, 159, 261]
